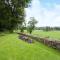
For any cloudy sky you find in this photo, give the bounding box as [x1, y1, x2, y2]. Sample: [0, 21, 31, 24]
[25, 0, 60, 27]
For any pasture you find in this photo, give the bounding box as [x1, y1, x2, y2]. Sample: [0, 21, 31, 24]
[32, 30, 60, 40]
[0, 32, 60, 60]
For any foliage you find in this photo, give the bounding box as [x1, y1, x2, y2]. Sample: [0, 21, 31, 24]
[44, 26, 51, 31]
[0, 0, 31, 32]
[27, 17, 38, 34]
[17, 21, 26, 32]
[34, 27, 60, 31]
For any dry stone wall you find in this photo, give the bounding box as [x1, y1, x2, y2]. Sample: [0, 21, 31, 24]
[18, 33, 60, 50]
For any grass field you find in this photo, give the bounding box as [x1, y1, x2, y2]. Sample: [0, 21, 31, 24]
[32, 30, 60, 40]
[0, 33, 60, 60]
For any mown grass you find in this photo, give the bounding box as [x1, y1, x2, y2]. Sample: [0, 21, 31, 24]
[0, 33, 60, 60]
[32, 30, 60, 40]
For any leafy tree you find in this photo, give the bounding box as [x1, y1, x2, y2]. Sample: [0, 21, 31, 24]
[0, 0, 31, 32]
[27, 17, 38, 34]
[18, 21, 26, 32]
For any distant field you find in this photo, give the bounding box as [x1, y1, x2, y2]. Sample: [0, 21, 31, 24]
[31, 30, 60, 40]
[0, 33, 60, 60]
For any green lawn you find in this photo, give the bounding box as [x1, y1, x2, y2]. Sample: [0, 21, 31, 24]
[32, 30, 60, 40]
[0, 33, 60, 60]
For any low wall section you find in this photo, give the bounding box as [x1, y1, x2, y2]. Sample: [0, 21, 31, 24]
[18, 33, 60, 50]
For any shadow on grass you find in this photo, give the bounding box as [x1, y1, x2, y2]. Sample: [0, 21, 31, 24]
[0, 32, 5, 36]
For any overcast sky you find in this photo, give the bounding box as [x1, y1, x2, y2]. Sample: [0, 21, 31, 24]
[25, 0, 60, 27]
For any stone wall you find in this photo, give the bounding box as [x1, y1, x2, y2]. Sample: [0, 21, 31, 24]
[18, 33, 60, 50]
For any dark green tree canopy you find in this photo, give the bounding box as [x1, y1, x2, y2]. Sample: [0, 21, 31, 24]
[0, 0, 31, 31]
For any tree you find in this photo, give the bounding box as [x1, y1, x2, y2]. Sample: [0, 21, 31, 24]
[0, 0, 31, 32]
[18, 21, 26, 32]
[27, 17, 38, 34]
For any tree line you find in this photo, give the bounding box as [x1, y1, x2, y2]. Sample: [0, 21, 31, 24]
[35, 26, 60, 31]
